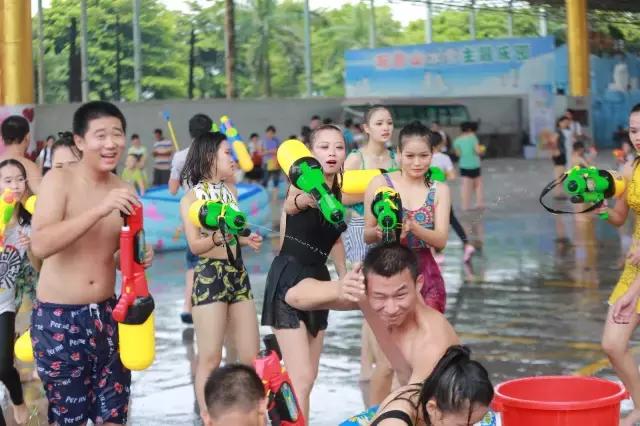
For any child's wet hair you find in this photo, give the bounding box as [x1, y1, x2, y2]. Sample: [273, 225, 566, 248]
[52, 131, 82, 161]
[181, 131, 227, 186]
[418, 346, 494, 425]
[573, 141, 585, 152]
[188, 113, 213, 139]
[204, 364, 265, 419]
[398, 121, 431, 152]
[72, 101, 126, 137]
[0, 159, 32, 226]
[1, 116, 30, 145]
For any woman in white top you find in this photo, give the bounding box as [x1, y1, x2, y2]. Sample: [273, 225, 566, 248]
[37, 135, 55, 175]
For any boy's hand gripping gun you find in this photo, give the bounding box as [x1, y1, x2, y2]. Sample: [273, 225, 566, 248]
[220, 115, 254, 172]
[371, 187, 402, 242]
[0, 189, 17, 251]
[540, 166, 626, 220]
[112, 204, 155, 371]
[277, 139, 347, 231]
[254, 334, 305, 426]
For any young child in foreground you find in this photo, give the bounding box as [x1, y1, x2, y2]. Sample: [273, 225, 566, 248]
[203, 363, 267, 426]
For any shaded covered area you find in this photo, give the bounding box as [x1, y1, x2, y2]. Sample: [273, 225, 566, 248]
[527, 0, 640, 12]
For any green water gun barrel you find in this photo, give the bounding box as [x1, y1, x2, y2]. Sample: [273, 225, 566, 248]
[371, 186, 402, 242]
[563, 166, 626, 220]
[188, 200, 249, 242]
[289, 157, 346, 230]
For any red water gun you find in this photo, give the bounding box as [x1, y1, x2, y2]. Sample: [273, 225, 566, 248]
[113, 204, 155, 324]
[254, 334, 305, 426]
[112, 204, 155, 371]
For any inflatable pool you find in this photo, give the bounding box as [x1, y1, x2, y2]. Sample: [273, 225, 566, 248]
[142, 183, 271, 252]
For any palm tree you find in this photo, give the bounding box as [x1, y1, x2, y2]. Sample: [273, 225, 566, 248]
[237, 0, 303, 97]
[224, 0, 235, 98]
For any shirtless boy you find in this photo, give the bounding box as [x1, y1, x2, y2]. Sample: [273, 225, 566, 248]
[0, 115, 42, 193]
[285, 242, 459, 384]
[30, 101, 151, 426]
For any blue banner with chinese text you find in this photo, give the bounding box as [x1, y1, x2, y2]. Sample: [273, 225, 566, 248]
[345, 36, 555, 98]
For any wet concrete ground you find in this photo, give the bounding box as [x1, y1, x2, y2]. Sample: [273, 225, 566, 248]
[3, 155, 635, 425]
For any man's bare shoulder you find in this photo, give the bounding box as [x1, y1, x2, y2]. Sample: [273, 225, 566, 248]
[418, 304, 459, 342]
[41, 166, 72, 187]
[109, 172, 132, 190]
[0, 153, 38, 170]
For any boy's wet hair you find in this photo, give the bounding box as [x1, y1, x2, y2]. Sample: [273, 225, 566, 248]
[52, 131, 82, 160]
[1, 115, 30, 145]
[418, 346, 494, 425]
[181, 131, 227, 186]
[204, 364, 265, 419]
[0, 159, 32, 226]
[250, 133, 259, 139]
[188, 113, 213, 139]
[131, 133, 140, 140]
[266, 125, 276, 133]
[72, 101, 126, 137]
[573, 141, 585, 151]
[363, 242, 419, 289]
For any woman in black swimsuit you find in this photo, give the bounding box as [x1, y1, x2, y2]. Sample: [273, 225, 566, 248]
[261, 124, 348, 422]
[371, 346, 493, 426]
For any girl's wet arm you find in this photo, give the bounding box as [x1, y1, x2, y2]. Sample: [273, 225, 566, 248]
[180, 192, 216, 256]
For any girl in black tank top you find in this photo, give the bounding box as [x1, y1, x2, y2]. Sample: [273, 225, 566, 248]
[261, 125, 348, 421]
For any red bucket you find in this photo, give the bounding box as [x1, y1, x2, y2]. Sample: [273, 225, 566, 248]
[492, 376, 627, 426]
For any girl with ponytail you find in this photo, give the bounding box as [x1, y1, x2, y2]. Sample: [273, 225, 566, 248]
[371, 345, 494, 426]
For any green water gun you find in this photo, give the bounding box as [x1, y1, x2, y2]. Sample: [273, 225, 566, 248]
[188, 199, 250, 245]
[371, 186, 402, 242]
[428, 166, 446, 182]
[278, 139, 347, 231]
[563, 166, 626, 220]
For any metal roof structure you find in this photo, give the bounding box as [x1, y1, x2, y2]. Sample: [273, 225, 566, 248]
[525, 0, 640, 12]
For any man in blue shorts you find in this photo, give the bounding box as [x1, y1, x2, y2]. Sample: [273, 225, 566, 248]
[31, 101, 154, 425]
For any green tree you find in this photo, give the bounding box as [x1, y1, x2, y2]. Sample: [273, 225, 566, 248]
[38, 0, 188, 102]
